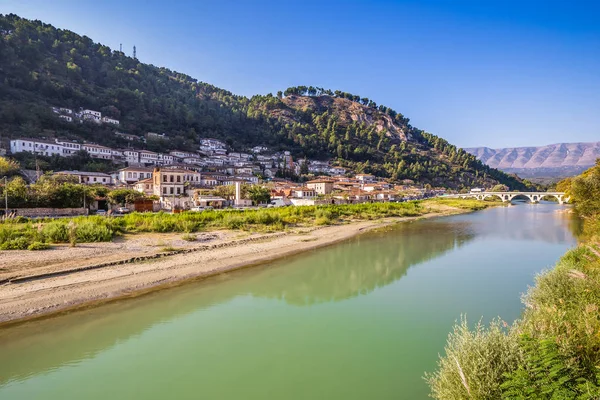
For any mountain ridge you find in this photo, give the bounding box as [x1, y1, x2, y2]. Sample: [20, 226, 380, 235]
[465, 142, 600, 178]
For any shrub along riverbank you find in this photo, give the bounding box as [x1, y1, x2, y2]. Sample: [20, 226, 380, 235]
[426, 161, 600, 399]
[0, 198, 491, 250]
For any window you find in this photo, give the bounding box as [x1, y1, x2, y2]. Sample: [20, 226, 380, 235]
[170, 175, 174, 183]
[127, 172, 132, 178]
[170, 187, 174, 194]
[163, 175, 167, 182]
[176, 188, 181, 195]
[176, 176, 181, 183]
[163, 187, 167, 194]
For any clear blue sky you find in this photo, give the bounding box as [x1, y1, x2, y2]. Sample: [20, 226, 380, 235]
[2, 0, 600, 148]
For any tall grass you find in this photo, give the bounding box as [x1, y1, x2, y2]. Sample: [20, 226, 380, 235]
[426, 221, 600, 399]
[0, 199, 472, 250]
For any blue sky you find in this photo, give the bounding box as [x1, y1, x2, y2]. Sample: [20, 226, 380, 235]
[2, 0, 599, 148]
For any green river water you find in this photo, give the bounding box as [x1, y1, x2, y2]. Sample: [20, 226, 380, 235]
[0, 203, 580, 399]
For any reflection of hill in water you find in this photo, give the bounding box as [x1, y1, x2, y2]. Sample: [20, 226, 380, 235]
[0, 220, 473, 385]
[247, 221, 474, 305]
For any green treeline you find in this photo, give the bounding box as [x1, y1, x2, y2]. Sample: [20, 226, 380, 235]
[426, 160, 600, 399]
[0, 14, 530, 190]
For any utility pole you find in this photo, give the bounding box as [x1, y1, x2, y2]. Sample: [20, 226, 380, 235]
[4, 176, 7, 215]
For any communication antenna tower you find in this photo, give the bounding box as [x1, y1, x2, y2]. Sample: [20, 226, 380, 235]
[133, 45, 137, 59]
[120, 43, 122, 52]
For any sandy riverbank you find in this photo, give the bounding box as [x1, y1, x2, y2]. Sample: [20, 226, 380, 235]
[0, 206, 475, 325]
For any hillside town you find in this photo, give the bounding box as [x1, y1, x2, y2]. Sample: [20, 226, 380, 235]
[7, 130, 443, 214]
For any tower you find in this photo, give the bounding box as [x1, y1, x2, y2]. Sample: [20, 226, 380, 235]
[120, 43, 122, 52]
[133, 45, 137, 59]
[234, 181, 242, 206]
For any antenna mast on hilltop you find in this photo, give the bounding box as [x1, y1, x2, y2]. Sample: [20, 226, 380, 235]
[133, 45, 137, 59]
[120, 43, 122, 52]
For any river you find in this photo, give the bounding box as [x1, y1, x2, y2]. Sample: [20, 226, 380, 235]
[0, 203, 580, 399]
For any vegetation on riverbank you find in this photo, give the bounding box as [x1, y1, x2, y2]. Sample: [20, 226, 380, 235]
[0, 198, 495, 250]
[426, 161, 600, 399]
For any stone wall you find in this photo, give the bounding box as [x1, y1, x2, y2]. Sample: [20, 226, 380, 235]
[14, 207, 88, 218]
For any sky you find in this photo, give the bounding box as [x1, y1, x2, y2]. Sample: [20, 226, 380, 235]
[2, 0, 600, 148]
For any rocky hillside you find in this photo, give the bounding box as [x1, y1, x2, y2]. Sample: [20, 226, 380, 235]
[0, 13, 532, 190]
[465, 142, 600, 178]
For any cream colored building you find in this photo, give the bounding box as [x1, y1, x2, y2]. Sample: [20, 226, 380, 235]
[306, 179, 334, 195]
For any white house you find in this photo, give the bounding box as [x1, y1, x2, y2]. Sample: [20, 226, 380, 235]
[56, 170, 113, 185]
[118, 167, 154, 184]
[158, 153, 174, 165]
[235, 174, 259, 184]
[139, 150, 160, 165]
[82, 109, 102, 123]
[123, 150, 140, 164]
[59, 115, 73, 122]
[82, 144, 113, 160]
[10, 138, 64, 157]
[101, 116, 120, 125]
[55, 140, 82, 156]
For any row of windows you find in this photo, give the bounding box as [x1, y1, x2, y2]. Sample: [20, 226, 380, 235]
[162, 187, 182, 195]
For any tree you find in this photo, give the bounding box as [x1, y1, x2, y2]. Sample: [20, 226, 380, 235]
[247, 185, 270, 205]
[108, 188, 144, 205]
[491, 184, 509, 192]
[299, 158, 309, 175]
[0, 157, 20, 177]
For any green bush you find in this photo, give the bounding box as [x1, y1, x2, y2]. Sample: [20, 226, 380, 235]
[425, 317, 522, 400]
[0, 237, 31, 250]
[42, 222, 69, 243]
[75, 221, 113, 242]
[27, 241, 50, 250]
[181, 233, 196, 242]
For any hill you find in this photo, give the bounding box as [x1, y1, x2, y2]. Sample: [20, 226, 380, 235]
[465, 142, 600, 179]
[0, 14, 532, 190]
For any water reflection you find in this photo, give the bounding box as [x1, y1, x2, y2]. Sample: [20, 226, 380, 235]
[248, 220, 474, 305]
[0, 220, 473, 385]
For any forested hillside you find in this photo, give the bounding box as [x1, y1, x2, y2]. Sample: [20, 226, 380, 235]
[0, 14, 532, 189]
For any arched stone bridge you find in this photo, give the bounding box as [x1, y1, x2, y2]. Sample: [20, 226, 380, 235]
[454, 192, 569, 204]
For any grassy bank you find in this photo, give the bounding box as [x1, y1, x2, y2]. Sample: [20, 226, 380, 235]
[0, 198, 495, 251]
[426, 162, 600, 399]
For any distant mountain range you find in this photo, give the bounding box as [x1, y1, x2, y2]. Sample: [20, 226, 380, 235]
[464, 142, 600, 179]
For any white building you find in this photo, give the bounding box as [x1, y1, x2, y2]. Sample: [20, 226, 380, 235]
[56, 170, 113, 185]
[82, 109, 102, 123]
[82, 144, 113, 159]
[122, 150, 140, 164]
[236, 174, 259, 184]
[158, 153, 174, 165]
[59, 115, 73, 122]
[251, 145, 268, 153]
[118, 167, 154, 184]
[139, 150, 160, 165]
[101, 116, 120, 125]
[199, 138, 227, 152]
[55, 140, 82, 156]
[10, 138, 64, 157]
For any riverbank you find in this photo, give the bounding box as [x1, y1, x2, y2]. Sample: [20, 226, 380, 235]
[427, 163, 600, 399]
[0, 200, 491, 325]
